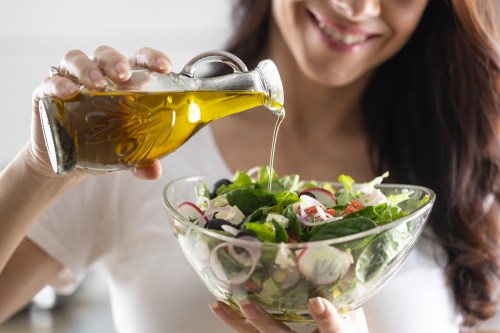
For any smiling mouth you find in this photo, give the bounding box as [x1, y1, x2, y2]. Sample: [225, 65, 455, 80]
[309, 10, 373, 46]
[317, 21, 368, 45]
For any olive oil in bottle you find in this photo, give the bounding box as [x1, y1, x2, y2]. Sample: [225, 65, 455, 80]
[40, 90, 282, 172]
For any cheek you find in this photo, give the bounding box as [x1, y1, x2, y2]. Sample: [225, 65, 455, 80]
[382, 1, 429, 54]
[271, 0, 310, 62]
[271, 0, 303, 41]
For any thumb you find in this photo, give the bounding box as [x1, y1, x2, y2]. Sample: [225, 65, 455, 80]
[309, 297, 344, 332]
[132, 160, 162, 180]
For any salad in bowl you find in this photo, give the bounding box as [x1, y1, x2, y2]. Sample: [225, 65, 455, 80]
[162, 166, 435, 324]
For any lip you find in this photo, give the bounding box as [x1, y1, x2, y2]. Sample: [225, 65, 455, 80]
[307, 8, 379, 53]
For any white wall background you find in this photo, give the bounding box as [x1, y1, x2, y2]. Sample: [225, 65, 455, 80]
[0, 0, 233, 164]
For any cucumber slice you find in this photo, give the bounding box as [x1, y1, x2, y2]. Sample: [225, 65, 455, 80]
[297, 246, 352, 285]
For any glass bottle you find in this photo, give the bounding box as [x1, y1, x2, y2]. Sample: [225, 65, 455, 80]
[39, 50, 284, 174]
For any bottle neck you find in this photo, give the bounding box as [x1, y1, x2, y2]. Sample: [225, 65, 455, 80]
[196, 71, 264, 93]
[197, 70, 283, 115]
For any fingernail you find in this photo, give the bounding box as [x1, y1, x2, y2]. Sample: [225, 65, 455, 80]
[209, 302, 226, 319]
[115, 62, 130, 80]
[309, 297, 326, 315]
[156, 57, 170, 71]
[64, 81, 78, 94]
[240, 300, 259, 319]
[89, 69, 106, 88]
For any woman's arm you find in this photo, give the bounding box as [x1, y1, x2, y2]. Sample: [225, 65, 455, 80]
[0, 237, 63, 322]
[0, 146, 81, 272]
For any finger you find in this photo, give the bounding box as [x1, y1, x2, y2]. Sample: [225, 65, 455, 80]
[308, 297, 343, 332]
[239, 300, 294, 333]
[59, 49, 107, 89]
[33, 77, 79, 106]
[209, 301, 259, 333]
[131, 160, 162, 180]
[130, 47, 171, 73]
[92, 45, 132, 82]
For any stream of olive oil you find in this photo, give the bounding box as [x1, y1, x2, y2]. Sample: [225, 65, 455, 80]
[268, 110, 285, 191]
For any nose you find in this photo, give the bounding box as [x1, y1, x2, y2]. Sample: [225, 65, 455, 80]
[329, 0, 381, 21]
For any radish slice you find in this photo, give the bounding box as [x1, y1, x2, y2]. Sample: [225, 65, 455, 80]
[178, 201, 208, 226]
[297, 246, 352, 285]
[299, 187, 338, 207]
[300, 194, 324, 208]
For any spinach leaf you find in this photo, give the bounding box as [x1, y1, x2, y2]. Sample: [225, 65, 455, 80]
[283, 205, 302, 240]
[227, 189, 277, 215]
[216, 171, 254, 195]
[309, 217, 377, 242]
[271, 220, 288, 243]
[244, 206, 272, 222]
[274, 191, 300, 207]
[342, 205, 379, 220]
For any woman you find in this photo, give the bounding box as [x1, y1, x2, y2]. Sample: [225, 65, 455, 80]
[210, 0, 500, 331]
[0, 0, 499, 332]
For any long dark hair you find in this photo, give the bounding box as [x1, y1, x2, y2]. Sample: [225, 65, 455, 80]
[224, 0, 500, 327]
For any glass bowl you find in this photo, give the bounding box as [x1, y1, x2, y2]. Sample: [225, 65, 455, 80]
[162, 175, 435, 324]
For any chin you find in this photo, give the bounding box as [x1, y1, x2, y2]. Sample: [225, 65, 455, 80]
[300, 57, 366, 87]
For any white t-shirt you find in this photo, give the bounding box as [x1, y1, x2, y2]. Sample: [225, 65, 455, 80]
[27, 126, 499, 333]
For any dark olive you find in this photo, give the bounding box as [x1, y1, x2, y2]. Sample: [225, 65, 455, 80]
[234, 230, 259, 254]
[205, 218, 232, 230]
[210, 178, 233, 198]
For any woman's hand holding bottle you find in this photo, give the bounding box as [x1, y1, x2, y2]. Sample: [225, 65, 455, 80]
[30, 45, 171, 180]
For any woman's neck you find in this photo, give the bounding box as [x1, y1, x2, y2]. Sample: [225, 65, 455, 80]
[265, 18, 373, 139]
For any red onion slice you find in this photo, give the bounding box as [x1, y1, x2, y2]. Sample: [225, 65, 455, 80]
[209, 241, 261, 285]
